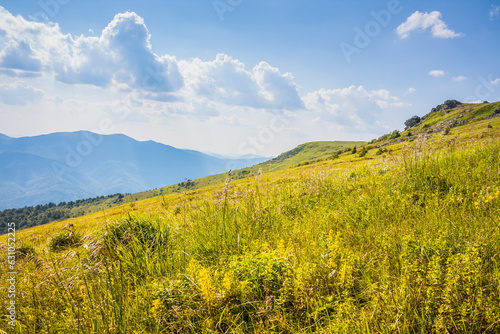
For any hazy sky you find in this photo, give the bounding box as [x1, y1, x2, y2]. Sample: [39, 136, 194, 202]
[0, 0, 499, 156]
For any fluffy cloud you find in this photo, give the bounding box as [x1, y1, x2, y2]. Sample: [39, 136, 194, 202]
[0, 40, 43, 73]
[0, 8, 183, 93]
[302, 86, 405, 127]
[55, 12, 184, 92]
[0, 83, 44, 105]
[0, 7, 68, 64]
[0, 7, 303, 111]
[429, 70, 445, 77]
[453, 76, 467, 82]
[179, 54, 303, 110]
[397, 11, 464, 39]
[491, 78, 500, 85]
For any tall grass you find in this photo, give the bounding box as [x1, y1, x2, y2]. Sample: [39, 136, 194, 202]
[1, 138, 500, 333]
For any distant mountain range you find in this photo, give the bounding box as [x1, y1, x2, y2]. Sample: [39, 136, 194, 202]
[0, 131, 268, 210]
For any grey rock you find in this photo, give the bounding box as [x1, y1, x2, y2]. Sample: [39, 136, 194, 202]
[441, 99, 461, 112]
[430, 100, 462, 114]
[404, 115, 421, 129]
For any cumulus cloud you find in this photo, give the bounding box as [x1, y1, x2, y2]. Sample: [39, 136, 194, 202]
[0, 7, 68, 63]
[429, 70, 445, 77]
[453, 76, 467, 82]
[397, 11, 464, 39]
[0, 40, 43, 72]
[0, 83, 44, 105]
[54, 12, 183, 92]
[491, 78, 500, 85]
[0, 7, 303, 111]
[253, 61, 304, 110]
[0, 8, 183, 93]
[302, 86, 405, 128]
[179, 54, 303, 110]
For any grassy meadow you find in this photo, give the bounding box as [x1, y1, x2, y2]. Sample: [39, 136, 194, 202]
[1, 102, 500, 333]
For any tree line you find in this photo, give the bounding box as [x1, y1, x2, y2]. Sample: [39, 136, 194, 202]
[0, 193, 127, 235]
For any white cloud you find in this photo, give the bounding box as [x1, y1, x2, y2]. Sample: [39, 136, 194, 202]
[429, 70, 445, 77]
[490, 5, 500, 18]
[405, 87, 416, 95]
[178, 54, 303, 111]
[492, 78, 500, 85]
[302, 86, 406, 128]
[0, 8, 303, 111]
[397, 11, 464, 39]
[0, 8, 183, 93]
[55, 12, 184, 92]
[453, 76, 467, 82]
[253, 61, 304, 110]
[0, 7, 69, 65]
[0, 83, 44, 105]
[0, 40, 43, 73]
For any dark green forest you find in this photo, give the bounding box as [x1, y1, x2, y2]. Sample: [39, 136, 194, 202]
[0, 194, 126, 235]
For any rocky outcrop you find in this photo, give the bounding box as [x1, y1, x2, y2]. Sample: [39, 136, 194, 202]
[430, 100, 462, 114]
[404, 115, 421, 129]
[486, 108, 500, 120]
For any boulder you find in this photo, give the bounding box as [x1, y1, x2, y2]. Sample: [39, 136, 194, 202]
[430, 100, 462, 114]
[441, 99, 461, 112]
[404, 115, 421, 129]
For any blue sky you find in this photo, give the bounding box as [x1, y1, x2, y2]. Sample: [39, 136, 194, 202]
[0, 0, 499, 156]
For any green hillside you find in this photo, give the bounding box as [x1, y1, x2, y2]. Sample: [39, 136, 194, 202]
[1, 101, 500, 333]
[165, 141, 362, 194]
[266, 141, 365, 168]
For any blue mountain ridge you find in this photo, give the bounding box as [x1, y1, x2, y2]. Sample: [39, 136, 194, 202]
[0, 131, 267, 210]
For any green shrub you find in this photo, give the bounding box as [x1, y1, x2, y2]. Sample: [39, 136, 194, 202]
[358, 146, 368, 157]
[103, 216, 169, 251]
[49, 232, 82, 252]
[17, 244, 36, 258]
